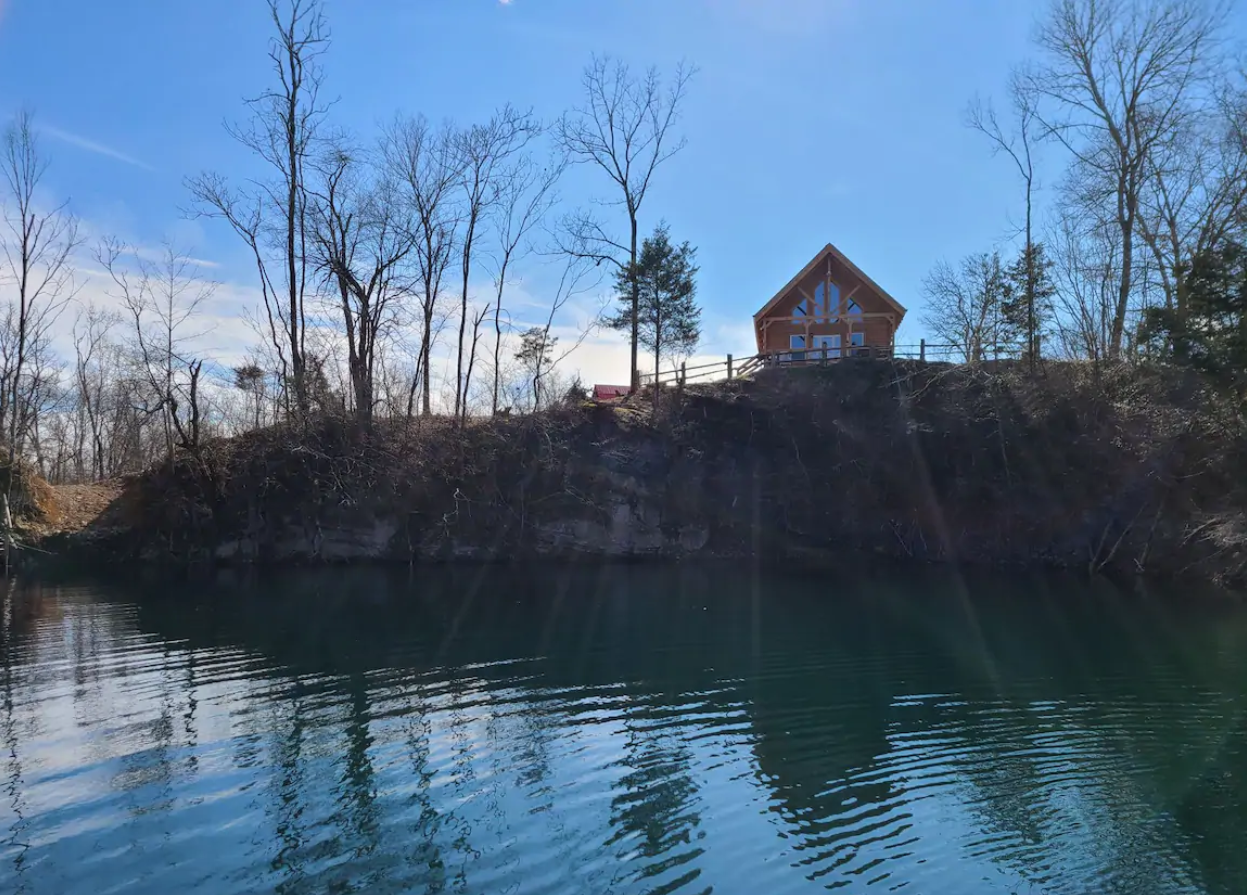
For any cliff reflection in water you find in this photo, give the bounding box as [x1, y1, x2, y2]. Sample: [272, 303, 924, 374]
[2, 565, 1247, 894]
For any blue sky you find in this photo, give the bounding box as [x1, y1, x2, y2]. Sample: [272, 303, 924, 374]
[0, 0, 1063, 385]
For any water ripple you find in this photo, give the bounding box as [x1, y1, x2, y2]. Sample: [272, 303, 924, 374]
[3, 572, 1247, 894]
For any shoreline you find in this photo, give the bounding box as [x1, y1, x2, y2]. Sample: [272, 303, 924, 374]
[21, 361, 1247, 592]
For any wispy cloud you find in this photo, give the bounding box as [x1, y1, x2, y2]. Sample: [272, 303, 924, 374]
[123, 242, 220, 269]
[39, 125, 155, 172]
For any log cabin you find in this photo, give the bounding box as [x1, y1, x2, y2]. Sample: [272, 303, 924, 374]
[753, 244, 906, 362]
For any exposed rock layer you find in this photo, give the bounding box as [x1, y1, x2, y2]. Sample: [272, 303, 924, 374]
[78, 361, 1247, 586]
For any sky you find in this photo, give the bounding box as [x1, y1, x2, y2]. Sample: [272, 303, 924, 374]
[0, 0, 1086, 393]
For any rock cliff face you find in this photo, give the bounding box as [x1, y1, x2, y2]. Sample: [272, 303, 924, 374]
[104, 361, 1247, 585]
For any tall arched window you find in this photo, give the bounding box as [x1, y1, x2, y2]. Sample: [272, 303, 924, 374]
[797, 282, 841, 321]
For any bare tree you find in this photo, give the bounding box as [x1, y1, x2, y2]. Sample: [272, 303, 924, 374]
[309, 142, 416, 425]
[71, 304, 119, 480]
[513, 257, 601, 412]
[513, 327, 557, 412]
[189, 0, 329, 414]
[1028, 0, 1228, 358]
[922, 252, 1012, 363]
[968, 71, 1044, 364]
[370, 341, 410, 418]
[487, 154, 562, 414]
[452, 106, 539, 420]
[385, 115, 462, 417]
[1136, 84, 1247, 322]
[1048, 211, 1121, 361]
[460, 301, 493, 416]
[0, 110, 81, 470]
[556, 55, 693, 392]
[100, 240, 215, 461]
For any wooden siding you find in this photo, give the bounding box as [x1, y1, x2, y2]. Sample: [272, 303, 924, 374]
[753, 246, 904, 354]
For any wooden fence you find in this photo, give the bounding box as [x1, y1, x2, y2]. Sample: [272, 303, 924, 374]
[638, 341, 963, 388]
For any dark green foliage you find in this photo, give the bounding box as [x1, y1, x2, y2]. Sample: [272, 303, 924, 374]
[514, 326, 558, 410]
[563, 376, 589, 404]
[1002, 242, 1056, 358]
[1142, 239, 1247, 401]
[604, 223, 701, 375]
[924, 242, 1057, 362]
[515, 326, 556, 368]
[233, 364, 265, 392]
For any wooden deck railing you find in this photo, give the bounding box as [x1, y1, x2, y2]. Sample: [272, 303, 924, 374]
[637, 341, 962, 388]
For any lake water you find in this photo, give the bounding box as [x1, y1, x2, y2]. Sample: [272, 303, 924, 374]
[2, 564, 1246, 894]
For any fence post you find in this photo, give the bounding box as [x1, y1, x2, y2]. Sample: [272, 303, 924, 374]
[727, 353, 733, 380]
[680, 361, 686, 386]
[919, 338, 926, 362]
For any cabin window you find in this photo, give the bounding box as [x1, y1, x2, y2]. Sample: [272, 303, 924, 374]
[850, 332, 865, 356]
[795, 283, 842, 321]
[789, 334, 806, 361]
[813, 282, 841, 321]
[813, 334, 840, 359]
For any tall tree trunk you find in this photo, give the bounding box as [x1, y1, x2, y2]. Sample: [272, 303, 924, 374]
[421, 301, 434, 417]
[8, 221, 29, 467]
[491, 261, 509, 416]
[1025, 182, 1036, 367]
[286, 75, 306, 412]
[654, 298, 662, 383]
[455, 248, 471, 418]
[1110, 176, 1137, 359]
[629, 210, 639, 392]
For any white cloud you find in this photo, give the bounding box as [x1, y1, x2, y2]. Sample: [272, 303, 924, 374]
[39, 125, 155, 172]
[122, 243, 220, 270]
[6, 225, 755, 417]
[56, 268, 263, 369]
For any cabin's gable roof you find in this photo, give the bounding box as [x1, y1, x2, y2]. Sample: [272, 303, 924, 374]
[753, 244, 907, 322]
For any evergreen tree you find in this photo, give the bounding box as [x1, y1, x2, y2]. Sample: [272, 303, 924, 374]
[604, 223, 701, 377]
[1142, 239, 1247, 401]
[1001, 242, 1056, 360]
[562, 375, 589, 405]
[515, 326, 557, 410]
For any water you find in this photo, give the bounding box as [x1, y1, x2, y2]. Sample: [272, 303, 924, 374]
[1, 564, 1246, 895]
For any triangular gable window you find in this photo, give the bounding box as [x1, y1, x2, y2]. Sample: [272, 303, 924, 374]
[794, 282, 841, 321]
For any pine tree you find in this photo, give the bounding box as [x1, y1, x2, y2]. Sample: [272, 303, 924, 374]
[1142, 239, 1247, 400]
[604, 223, 701, 378]
[1002, 242, 1056, 360]
[515, 326, 557, 410]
